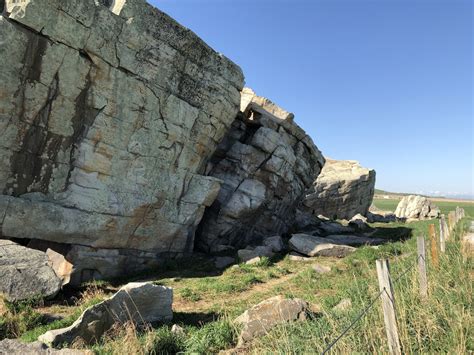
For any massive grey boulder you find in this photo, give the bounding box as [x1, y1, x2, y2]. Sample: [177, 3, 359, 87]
[196, 88, 325, 251]
[39, 282, 172, 346]
[394, 195, 440, 219]
[303, 159, 376, 220]
[0, 240, 62, 301]
[0, 0, 243, 282]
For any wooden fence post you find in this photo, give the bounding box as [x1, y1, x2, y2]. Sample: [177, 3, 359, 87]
[439, 219, 446, 253]
[417, 236, 428, 298]
[376, 259, 402, 355]
[440, 214, 449, 241]
[448, 211, 455, 232]
[428, 224, 439, 266]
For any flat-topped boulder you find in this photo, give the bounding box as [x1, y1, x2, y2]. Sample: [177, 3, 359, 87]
[395, 195, 440, 219]
[289, 234, 356, 258]
[303, 159, 376, 220]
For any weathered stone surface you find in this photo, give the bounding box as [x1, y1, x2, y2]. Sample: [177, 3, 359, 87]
[26, 239, 166, 286]
[0, 339, 91, 355]
[366, 211, 396, 223]
[196, 88, 324, 251]
[245, 256, 263, 265]
[395, 195, 440, 219]
[39, 282, 172, 346]
[288, 252, 312, 262]
[0, 240, 62, 301]
[0, 0, 243, 277]
[312, 264, 331, 274]
[323, 234, 384, 247]
[234, 295, 308, 345]
[237, 245, 274, 262]
[333, 298, 352, 312]
[262, 236, 285, 252]
[303, 159, 376, 220]
[289, 234, 356, 257]
[317, 221, 355, 235]
[349, 213, 369, 230]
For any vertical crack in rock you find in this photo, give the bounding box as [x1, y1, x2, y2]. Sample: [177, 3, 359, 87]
[64, 64, 106, 191]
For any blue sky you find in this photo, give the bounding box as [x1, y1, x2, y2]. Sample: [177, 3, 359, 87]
[151, 0, 473, 198]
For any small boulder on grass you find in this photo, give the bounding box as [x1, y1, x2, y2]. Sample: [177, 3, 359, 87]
[333, 298, 352, 312]
[0, 339, 91, 354]
[39, 282, 172, 347]
[234, 295, 308, 346]
[312, 264, 331, 274]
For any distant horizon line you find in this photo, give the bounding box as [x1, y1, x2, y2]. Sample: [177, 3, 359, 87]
[375, 187, 474, 201]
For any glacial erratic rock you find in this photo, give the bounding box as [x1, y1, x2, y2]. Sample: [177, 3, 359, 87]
[39, 282, 172, 346]
[303, 159, 376, 220]
[234, 295, 308, 346]
[0, 0, 243, 281]
[0, 240, 62, 301]
[394, 195, 440, 220]
[197, 88, 324, 251]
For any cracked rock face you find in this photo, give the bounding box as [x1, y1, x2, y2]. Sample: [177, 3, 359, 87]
[0, 0, 243, 282]
[196, 88, 324, 251]
[302, 159, 376, 220]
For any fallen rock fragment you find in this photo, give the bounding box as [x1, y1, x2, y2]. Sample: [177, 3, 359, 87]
[0, 240, 62, 301]
[245, 257, 262, 265]
[289, 234, 356, 258]
[288, 253, 313, 262]
[234, 295, 308, 346]
[349, 214, 369, 230]
[262, 236, 285, 253]
[333, 298, 352, 312]
[366, 211, 396, 223]
[39, 282, 172, 346]
[171, 324, 185, 336]
[237, 246, 273, 262]
[312, 264, 331, 274]
[0, 339, 91, 354]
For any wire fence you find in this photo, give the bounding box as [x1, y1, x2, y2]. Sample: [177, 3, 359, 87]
[320, 207, 466, 355]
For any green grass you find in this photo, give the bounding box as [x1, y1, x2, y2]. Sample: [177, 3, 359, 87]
[373, 198, 474, 217]
[7, 216, 473, 354]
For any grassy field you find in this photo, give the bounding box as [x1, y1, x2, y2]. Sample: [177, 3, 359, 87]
[1, 217, 472, 354]
[373, 198, 474, 217]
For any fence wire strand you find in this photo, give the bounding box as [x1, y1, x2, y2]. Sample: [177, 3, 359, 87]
[321, 288, 385, 354]
[321, 252, 423, 354]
